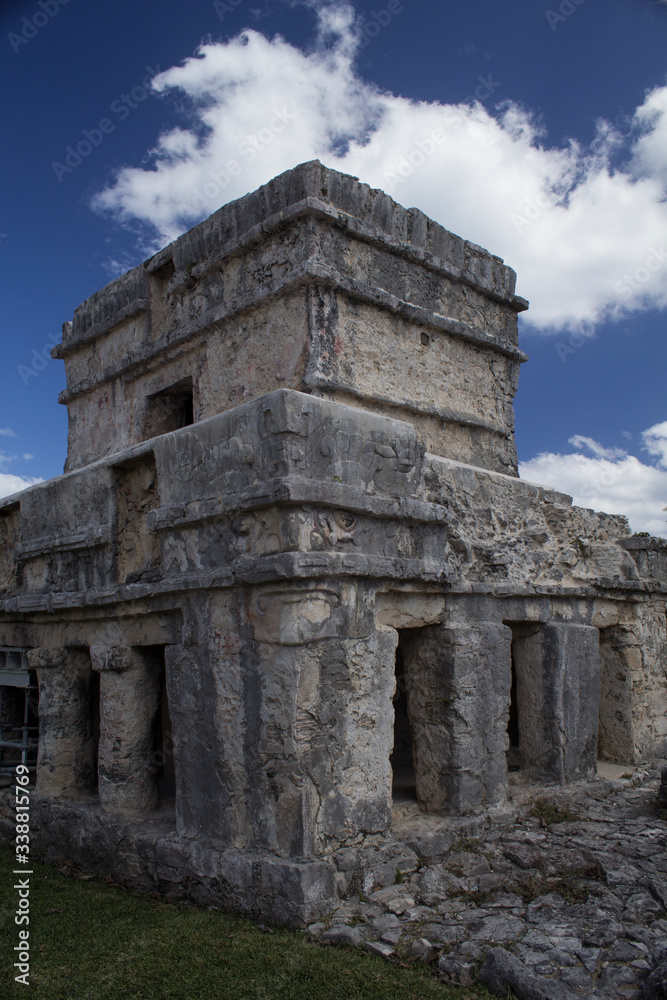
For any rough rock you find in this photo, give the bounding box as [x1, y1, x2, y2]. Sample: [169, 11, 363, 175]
[479, 948, 581, 1000]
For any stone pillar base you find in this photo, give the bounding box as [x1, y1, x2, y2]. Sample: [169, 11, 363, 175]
[401, 622, 512, 813]
[90, 645, 162, 815]
[26, 647, 95, 798]
[512, 623, 599, 784]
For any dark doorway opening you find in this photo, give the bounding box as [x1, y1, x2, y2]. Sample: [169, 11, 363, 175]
[90, 667, 100, 791]
[504, 622, 544, 776]
[391, 634, 417, 802]
[507, 658, 520, 772]
[147, 647, 176, 807]
[0, 650, 38, 787]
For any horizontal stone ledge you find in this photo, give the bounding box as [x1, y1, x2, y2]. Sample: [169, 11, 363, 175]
[16, 525, 112, 559]
[165, 196, 525, 310]
[621, 535, 667, 551]
[55, 297, 149, 360]
[2, 574, 657, 617]
[303, 261, 527, 361]
[56, 266, 525, 403]
[302, 377, 515, 437]
[0, 554, 451, 613]
[147, 479, 451, 531]
[303, 198, 527, 308]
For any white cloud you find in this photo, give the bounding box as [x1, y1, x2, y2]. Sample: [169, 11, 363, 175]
[92, 2, 667, 333]
[567, 436, 627, 461]
[519, 429, 667, 538]
[0, 451, 43, 499]
[0, 474, 43, 500]
[0, 428, 16, 438]
[631, 85, 667, 185]
[642, 420, 667, 467]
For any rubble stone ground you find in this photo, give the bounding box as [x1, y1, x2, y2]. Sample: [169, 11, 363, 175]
[306, 762, 667, 999]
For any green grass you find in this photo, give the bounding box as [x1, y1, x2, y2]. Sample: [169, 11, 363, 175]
[0, 847, 496, 1000]
[528, 799, 580, 826]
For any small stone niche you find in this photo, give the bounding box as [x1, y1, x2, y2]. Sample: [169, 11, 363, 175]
[114, 455, 161, 584]
[143, 378, 194, 441]
[0, 505, 20, 593]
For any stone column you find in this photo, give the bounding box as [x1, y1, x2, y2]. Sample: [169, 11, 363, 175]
[598, 603, 667, 763]
[512, 623, 599, 784]
[90, 645, 162, 815]
[400, 623, 512, 813]
[180, 583, 397, 858]
[249, 628, 398, 857]
[26, 647, 95, 797]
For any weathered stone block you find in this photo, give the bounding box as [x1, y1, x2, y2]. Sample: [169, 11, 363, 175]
[512, 623, 600, 784]
[400, 622, 512, 812]
[91, 645, 162, 815]
[26, 647, 96, 797]
[0, 162, 664, 928]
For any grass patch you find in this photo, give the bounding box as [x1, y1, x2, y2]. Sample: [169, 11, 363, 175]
[509, 876, 546, 904]
[450, 837, 484, 854]
[528, 799, 580, 826]
[552, 862, 606, 905]
[509, 862, 605, 906]
[447, 889, 494, 908]
[0, 847, 497, 1000]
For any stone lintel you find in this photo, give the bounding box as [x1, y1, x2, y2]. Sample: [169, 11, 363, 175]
[26, 646, 68, 669]
[90, 644, 138, 672]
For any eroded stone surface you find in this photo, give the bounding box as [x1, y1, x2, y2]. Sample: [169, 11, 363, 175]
[0, 162, 664, 932]
[307, 766, 667, 998]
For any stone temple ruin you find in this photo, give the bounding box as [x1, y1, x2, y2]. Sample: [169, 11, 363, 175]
[0, 161, 665, 925]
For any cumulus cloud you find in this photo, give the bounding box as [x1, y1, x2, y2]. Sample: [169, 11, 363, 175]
[0, 450, 43, 500]
[0, 473, 43, 500]
[92, 1, 667, 332]
[567, 436, 627, 461]
[642, 420, 667, 467]
[519, 427, 667, 538]
[0, 428, 16, 438]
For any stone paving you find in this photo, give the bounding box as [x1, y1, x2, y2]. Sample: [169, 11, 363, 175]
[306, 763, 667, 999]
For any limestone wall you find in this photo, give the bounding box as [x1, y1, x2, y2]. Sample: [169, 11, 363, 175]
[54, 161, 527, 475]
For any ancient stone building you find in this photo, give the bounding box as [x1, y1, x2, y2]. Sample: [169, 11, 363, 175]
[0, 161, 665, 924]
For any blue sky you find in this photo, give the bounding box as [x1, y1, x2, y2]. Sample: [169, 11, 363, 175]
[1, 0, 666, 535]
